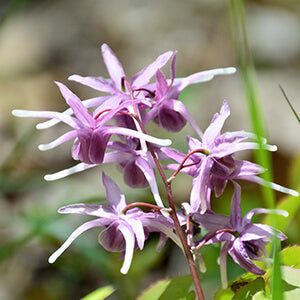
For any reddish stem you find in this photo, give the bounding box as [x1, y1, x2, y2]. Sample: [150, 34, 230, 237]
[121, 202, 163, 214]
[194, 229, 237, 251]
[167, 148, 209, 184]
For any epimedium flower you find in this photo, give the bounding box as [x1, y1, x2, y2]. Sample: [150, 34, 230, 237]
[48, 173, 179, 274]
[192, 181, 288, 288]
[143, 53, 236, 136]
[12, 82, 171, 166]
[68, 43, 174, 104]
[162, 100, 298, 214]
[28, 43, 173, 132]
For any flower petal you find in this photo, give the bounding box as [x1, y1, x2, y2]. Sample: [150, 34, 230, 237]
[229, 239, 266, 275]
[68, 75, 119, 94]
[117, 223, 135, 274]
[202, 100, 230, 149]
[126, 218, 145, 250]
[130, 51, 173, 88]
[38, 130, 79, 151]
[102, 173, 127, 212]
[168, 68, 236, 99]
[101, 44, 125, 91]
[48, 218, 108, 263]
[44, 162, 97, 181]
[238, 175, 299, 197]
[55, 82, 94, 128]
[12, 109, 80, 129]
[190, 157, 213, 213]
[135, 156, 164, 207]
[58, 203, 115, 218]
[230, 181, 242, 230]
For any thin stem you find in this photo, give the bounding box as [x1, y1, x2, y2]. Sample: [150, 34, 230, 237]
[121, 202, 163, 214]
[167, 149, 208, 184]
[122, 77, 205, 299]
[194, 229, 237, 251]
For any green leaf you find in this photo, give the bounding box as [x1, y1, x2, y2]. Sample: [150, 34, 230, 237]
[263, 194, 300, 234]
[81, 285, 115, 300]
[284, 288, 300, 300]
[233, 277, 265, 300]
[215, 273, 262, 300]
[281, 266, 300, 288]
[280, 246, 300, 269]
[253, 291, 270, 300]
[137, 275, 193, 300]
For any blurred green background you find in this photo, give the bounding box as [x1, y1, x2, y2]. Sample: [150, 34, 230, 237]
[0, 0, 299, 299]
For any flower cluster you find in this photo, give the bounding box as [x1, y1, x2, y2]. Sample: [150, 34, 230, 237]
[13, 44, 298, 287]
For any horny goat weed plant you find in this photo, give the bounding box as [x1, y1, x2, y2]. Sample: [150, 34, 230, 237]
[12, 44, 299, 300]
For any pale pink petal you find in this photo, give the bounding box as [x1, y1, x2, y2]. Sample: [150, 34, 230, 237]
[101, 44, 125, 90]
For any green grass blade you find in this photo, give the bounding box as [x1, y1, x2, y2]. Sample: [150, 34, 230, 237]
[227, 1, 283, 299]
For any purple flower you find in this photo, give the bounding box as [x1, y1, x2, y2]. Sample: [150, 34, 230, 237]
[48, 173, 177, 274]
[202, 181, 288, 287]
[143, 54, 236, 135]
[12, 82, 171, 165]
[162, 100, 298, 213]
[68, 43, 173, 102]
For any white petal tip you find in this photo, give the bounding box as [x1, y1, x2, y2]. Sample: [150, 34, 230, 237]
[12, 109, 28, 117]
[120, 267, 128, 275]
[163, 139, 172, 146]
[160, 208, 171, 218]
[48, 255, 56, 264]
[281, 211, 289, 218]
[44, 174, 55, 181]
[267, 145, 277, 152]
[225, 67, 236, 74]
[38, 144, 47, 151]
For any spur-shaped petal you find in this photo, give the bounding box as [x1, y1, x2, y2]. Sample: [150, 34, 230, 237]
[105, 126, 172, 147]
[238, 175, 299, 197]
[12, 109, 81, 129]
[58, 203, 115, 219]
[135, 156, 164, 207]
[126, 218, 145, 250]
[242, 208, 289, 228]
[48, 218, 108, 263]
[44, 162, 97, 181]
[39, 130, 79, 151]
[117, 223, 136, 274]
[168, 68, 236, 100]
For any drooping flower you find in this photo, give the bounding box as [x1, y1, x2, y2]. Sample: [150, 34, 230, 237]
[162, 100, 298, 214]
[143, 53, 236, 136]
[48, 173, 177, 274]
[12, 82, 171, 165]
[193, 181, 287, 288]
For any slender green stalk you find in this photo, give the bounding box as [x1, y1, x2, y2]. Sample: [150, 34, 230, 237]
[279, 85, 300, 123]
[227, 1, 283, 299]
